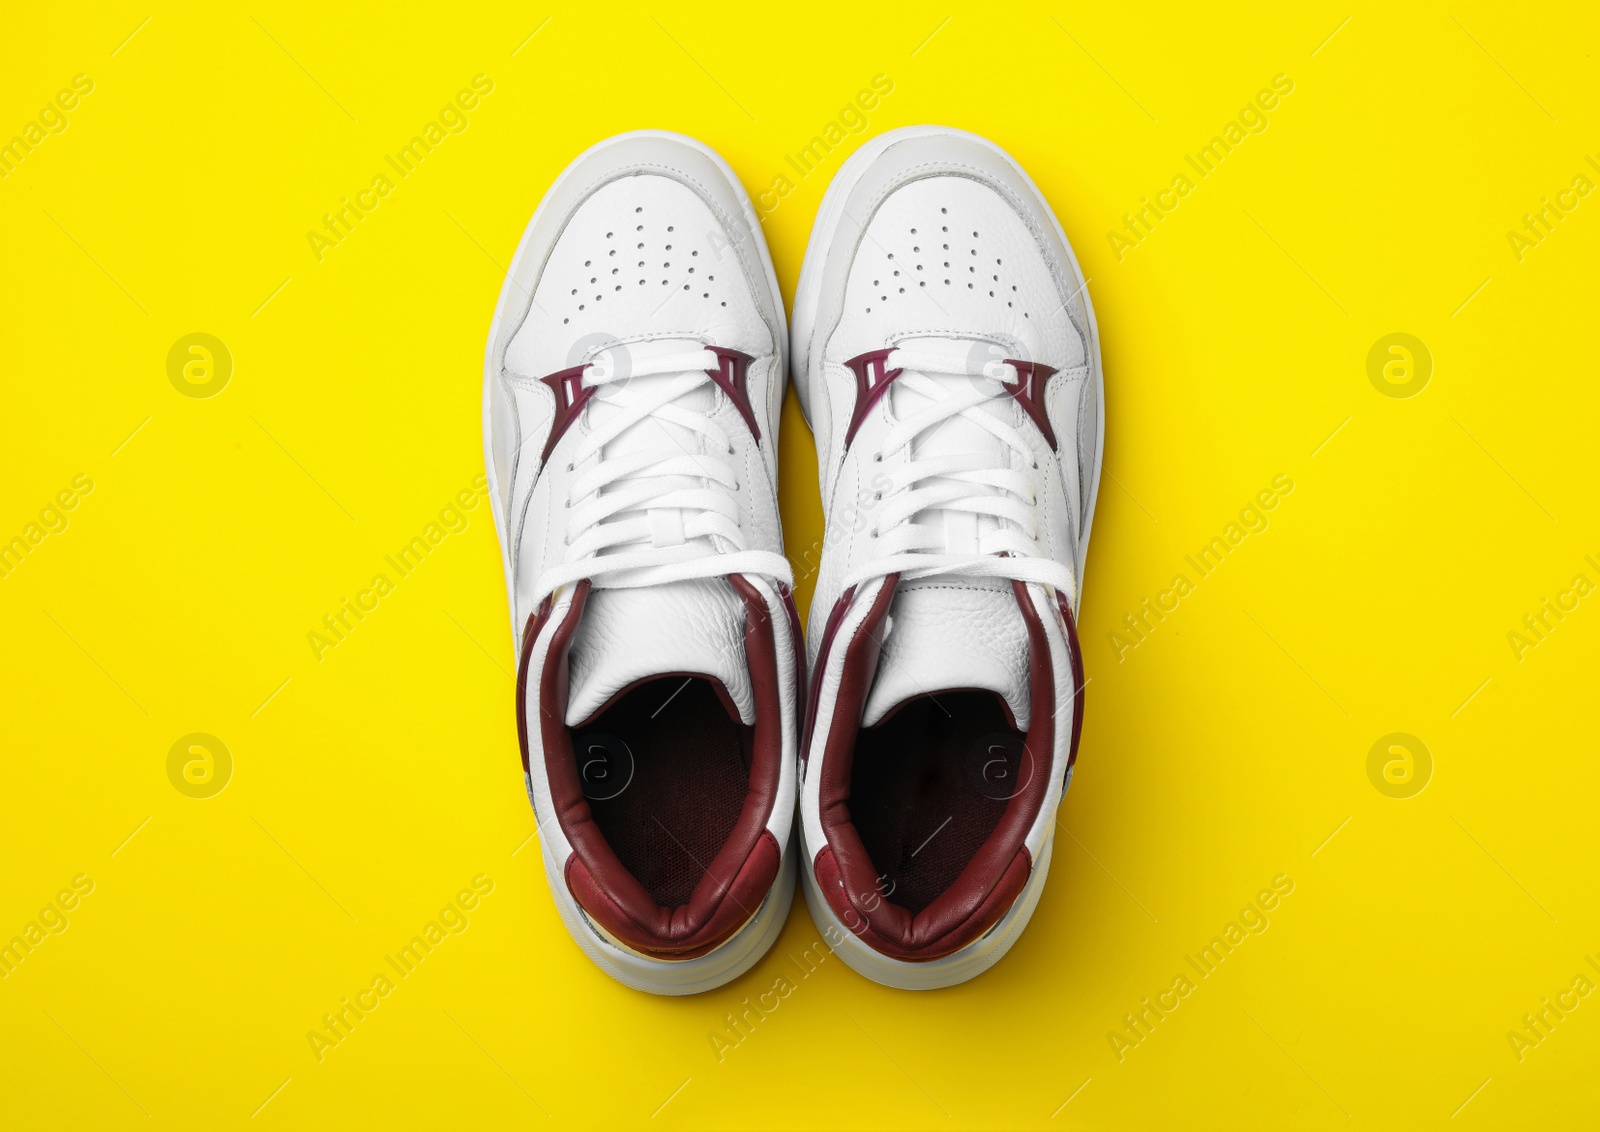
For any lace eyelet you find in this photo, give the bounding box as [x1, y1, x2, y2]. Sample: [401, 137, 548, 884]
[566, 462, 574, 472]
[873, 453, 882, 463]
[873, 492, 882, 502]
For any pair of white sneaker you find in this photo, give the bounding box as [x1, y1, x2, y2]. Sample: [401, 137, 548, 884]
[484, 127, 1102, 994]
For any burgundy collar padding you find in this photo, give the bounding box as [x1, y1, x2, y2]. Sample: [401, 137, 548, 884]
[517, 577, 783, 960]
[813, 579, 1060, 961]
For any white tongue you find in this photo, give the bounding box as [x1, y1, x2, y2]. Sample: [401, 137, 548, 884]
[566, 578, 751, 726]
[862, 578, 1031, 729]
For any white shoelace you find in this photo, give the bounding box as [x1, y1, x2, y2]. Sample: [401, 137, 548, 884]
[531, 342, 792, 604]
[843, 342, 1077, 605]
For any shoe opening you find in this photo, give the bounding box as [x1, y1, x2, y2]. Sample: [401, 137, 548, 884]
[572, 676, 752, 909]
[521, 578, 785, 959]
[848, 690, 1028, 915]
[812, 576, 1058, 959]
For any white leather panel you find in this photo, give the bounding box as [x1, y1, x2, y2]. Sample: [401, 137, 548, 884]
[566, 578, 752, 726]
[861, 578, 1031, 730]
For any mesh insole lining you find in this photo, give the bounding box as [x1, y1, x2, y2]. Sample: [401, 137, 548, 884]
[849, 692, 1025, 915]
[575, 678, 748, 909]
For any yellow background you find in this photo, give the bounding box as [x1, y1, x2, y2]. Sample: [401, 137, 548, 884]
[3, 2, 1598, 1128]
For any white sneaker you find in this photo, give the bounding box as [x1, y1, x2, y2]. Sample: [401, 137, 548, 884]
[482, 132, 803, 995]
[790, 126, 1102, 989]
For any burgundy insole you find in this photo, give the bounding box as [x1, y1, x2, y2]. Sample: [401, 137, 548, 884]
[849, 692, 1027, 914]
[574, 678, 748, 909]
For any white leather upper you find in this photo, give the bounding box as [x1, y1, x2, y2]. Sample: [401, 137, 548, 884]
[805, 166, 1093, 642]
[795, 132, 1099, 652]
[567, 578, 753, 726]
[504, 175, 770, 376]
[484, 137, 788, 636]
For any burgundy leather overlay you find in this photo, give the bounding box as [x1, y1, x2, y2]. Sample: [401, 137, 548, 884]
[813, 579, 1056, 960]
[566, 831, 779, 961]
[515, 593, 559, 774]
[816, 842, 1032, 962]
[1055, 593, 1087, 769]
[537, 346, 762, 465]
[777, 582, 807, 723]
[800, 584, 860, 767]
[538, 365, 595, 465]
[841, 349, 904, 446]
[1003, 359, 1059, 450]
[706, 347, 762, 442]
[520, 577, 784, 959]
